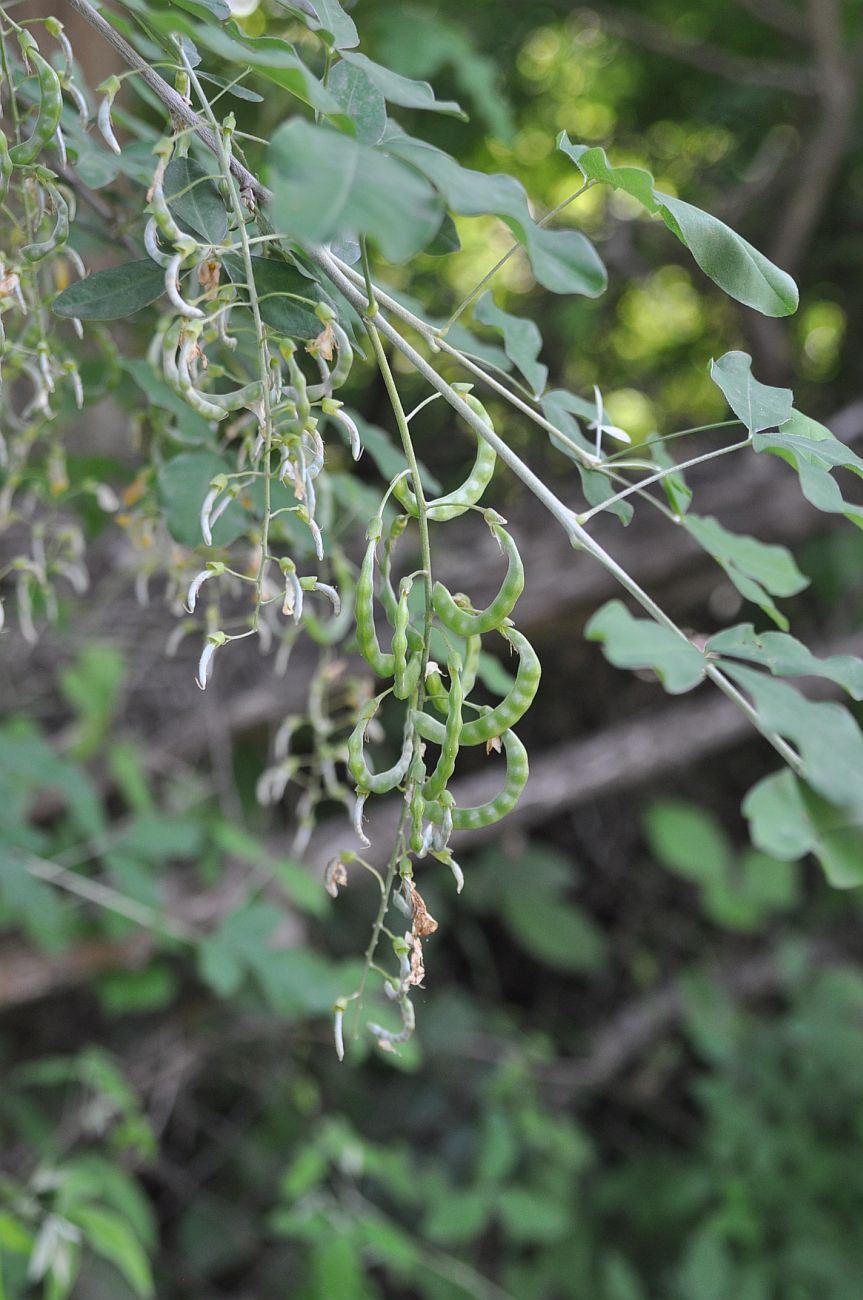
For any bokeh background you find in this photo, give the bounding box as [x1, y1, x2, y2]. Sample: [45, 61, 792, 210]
[3, 1, 863, 1296]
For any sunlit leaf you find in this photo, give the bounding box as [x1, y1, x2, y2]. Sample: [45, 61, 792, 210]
[386, 133, 606, 296]
[474, 292, 547, 396]
[269, 121, 443, 261]
[341, 51, 465, 118]
[558, 134, 798, 316]
[709, 352, 793, 432]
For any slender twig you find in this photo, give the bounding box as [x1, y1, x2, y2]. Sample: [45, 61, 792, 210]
[576, 436, 753, 523]
[25, 854, 194, 942]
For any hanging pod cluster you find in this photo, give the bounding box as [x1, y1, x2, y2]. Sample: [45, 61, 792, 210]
[143, 96, 362, 687]
[349, 390, 539, 882]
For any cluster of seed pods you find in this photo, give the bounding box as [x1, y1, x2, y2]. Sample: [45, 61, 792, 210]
[341, 393, 540, 1048]
[0, 20, 101, 639]
[144, 119, 363, 687]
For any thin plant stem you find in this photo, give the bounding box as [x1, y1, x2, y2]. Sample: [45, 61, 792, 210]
[576, 436, 754, 523]
[25, 854, 194, 942]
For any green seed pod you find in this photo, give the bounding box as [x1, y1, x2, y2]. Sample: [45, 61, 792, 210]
[9, 37, 63, 166]
[394, 388, 497, 522]
[432, 522, 524, 637]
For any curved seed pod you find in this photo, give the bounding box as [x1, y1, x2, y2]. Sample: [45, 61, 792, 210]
[392, 578, 421, 699]
[408, 754, 427, 854]
[149, 158, 184, 244]
[0, 130, 12, 202]
[458, 629, 539, 745]
[177, 332, 264, 416]
[9, 37, 63, 166]
[53, 125, 67, 168]
[304, 551, 355, 647]
[44, 18, 74, 75]
[22, 184, 69, 263]
[347, 700, 413, 795]
[355, 526, 395, 677]
[423, 660, 463, 801]
[425, 729, 529, 831]
[165, 252, 204, 320]
[461, 634, 482, 698]
[394, 388, 497, 522]
[144, 217, 173, 268]
[379, 513, 423, 655]
[432, 522, 524, 636]
[352, 791, 370, 846]
[96, 76, 122, 155]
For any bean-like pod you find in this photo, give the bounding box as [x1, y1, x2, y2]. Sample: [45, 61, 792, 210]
[392, 577, 422, 699]
[96, 76, 122, 155]
[148, 143, 184, 244]
[422, 660, 463, 801]
[432, 522, 524, 637]
[0, 130, 12, 202]
[177, 329, 265, 416]
[9, 36, 63, 166]
[425, 729, 529, 830]
[355, 523, 396, 678]
[22, 183, 69, 263]
[394, 388, 497, 522]
[459, 629, 539, 745]
[461, 633, 481, 698]
[165, 251, 204, 320]
[380, 514, 423, 656]
[407, 752, 427, 854]
[347, 699, 413, 795]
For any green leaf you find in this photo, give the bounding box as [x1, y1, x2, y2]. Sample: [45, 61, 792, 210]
[683, 513, 808, 630]
[423, 1188, 489, 1245]
[180, 24, 346, 119]
[725, 664, 863, 814]
[156, 452, 246, 547]
[585, 600, 705, 693]
[222, 255, 325, 340]
[643, 800, 730, 884]
[164, 157, 227, 244]
[386, 133, 607, 296]
[66, 1205, 153, 1297]
[501, 892, 606, 972]
[59, 644, 125, 760]
[709, 352, 793, 432]
[290, 0, 358, 50]
[744, 769, 863, 888]
[754, 410, 863, 530]
[340, 52, 465, 118]
[474, 292, 547, 397]
[52, 261, 164, 321]
[328, 60, 387, 145]
[558, 134, 798, 316]
[496, 1186, 570, 1243]
[268, 121, 443, 262]
[658, 193, 798, 317]
[708, 624, 863, 698]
